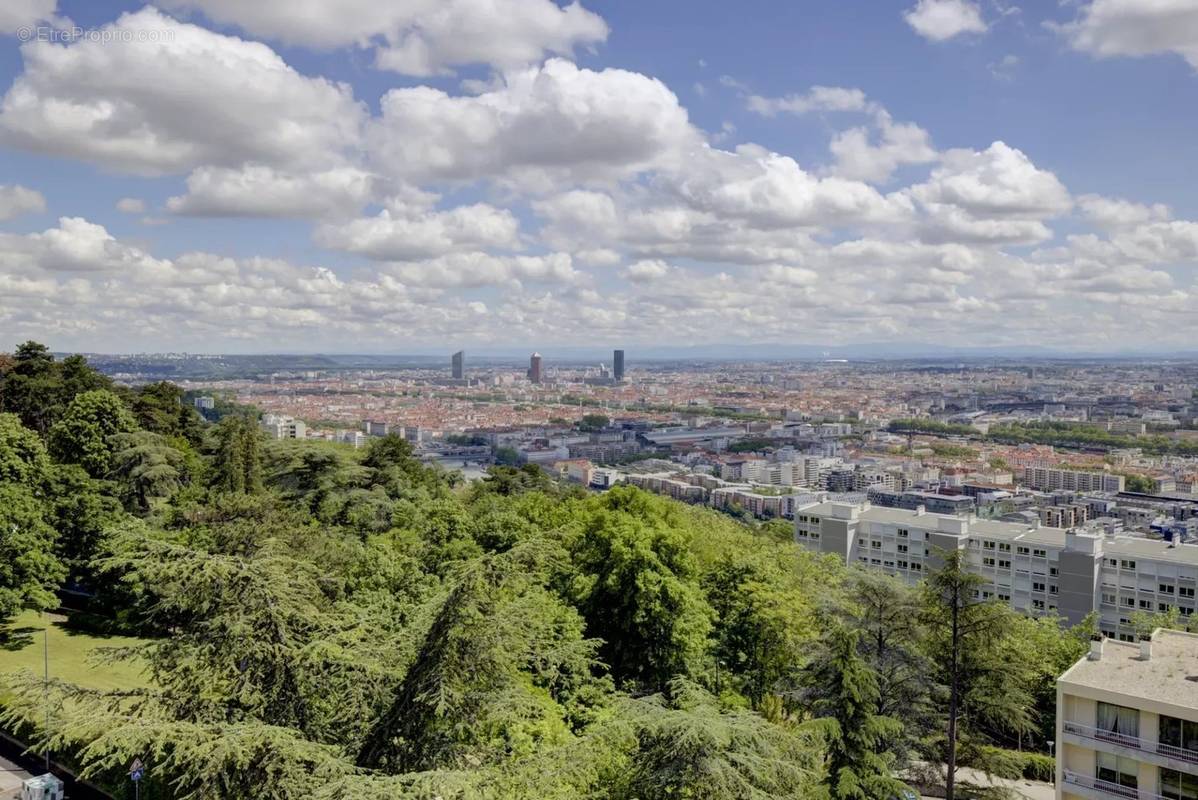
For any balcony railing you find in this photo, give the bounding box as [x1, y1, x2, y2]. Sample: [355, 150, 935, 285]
[1062, 770, 1167, 800]
[1062, 721, 1198, 765]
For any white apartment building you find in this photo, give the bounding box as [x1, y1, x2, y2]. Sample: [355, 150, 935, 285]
[796, 500, 1198, 642]
[1057, 629, 1198, 800]
[261, 413, 307, 440]
[1023, 467, 1125, 494]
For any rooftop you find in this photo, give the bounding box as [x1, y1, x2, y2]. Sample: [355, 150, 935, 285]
[1060, 629, 1198, 711]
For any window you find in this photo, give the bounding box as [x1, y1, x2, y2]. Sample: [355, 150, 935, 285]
[1161, 584, 1176, 594]
[1160, 716, 1198, 755]
[1033, 548, 1047, 558]
[858, 538, 867, 547]
[1098, 702, 1139, 741]
[1017, 546, 1030, 555]
[1182, 606, 1194, 617]
[1107, 558, 1118, 567]
[1050, 567, 1059, 576]
[983, 557, 996, 567]
[1121, 559, 1137, 570]
[811, 532, 820, 540]
[911, 563, 921, 572]
[1102, 593, 1116, 605]
[871, 540, 882, 549]
[997, 592, 1010, 601]
[1032, 599, 1044, 610]
[1160, 768, 1198, 800]
[1033, 582, 1045, 592]
[983, 541, 995, 550]
[1123, 597, 1136, 607]
[897, 544, 908, 553]
[1161, 603, 1174, 612]
[1140, 599, 1152, 610]
[998, 543, 1011, 552]
[1182, 587, 1196, 599]
[998, 560, 1010, 569]
[897, 560, 908, 569]
[1049, 584, 1058, 595]
[897, 529, 908, 538]
[1096, 752, 1138, 790]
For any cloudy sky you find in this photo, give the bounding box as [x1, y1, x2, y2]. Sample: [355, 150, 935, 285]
[0, 0, 1195, 355]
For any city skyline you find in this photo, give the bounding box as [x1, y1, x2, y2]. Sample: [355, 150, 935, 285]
[0, 1, 1196, 355]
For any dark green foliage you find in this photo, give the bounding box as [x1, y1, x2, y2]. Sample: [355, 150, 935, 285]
[615, 680, 819, 799]
[132, 381, 206, 444]
[109, 430, 188, 513]
[475, 464, 554, 496]
[803, 626, 908, 800]
[578, 413, 609, 431]
[211, 414, 264, 493]
[356, 544, 605, 773]
[565, 486, 713, 691]
[922, 549, 1032, 800]
[47, 388, 137, 476]
[0, 411, 52, 487]
[0, 483, 65, 619]
[0, 343, 114, 435]
[45, 463, 123, 584]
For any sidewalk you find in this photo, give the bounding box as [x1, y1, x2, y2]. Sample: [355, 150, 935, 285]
[1, 754, 31, 800]
[916, 765, 1055, 800]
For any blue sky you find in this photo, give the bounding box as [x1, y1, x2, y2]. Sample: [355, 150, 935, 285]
[0, 0, 1195, 354]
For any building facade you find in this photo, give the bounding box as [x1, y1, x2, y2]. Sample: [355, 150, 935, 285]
[613, 349, 625, 382]
[1024, 467, 1126, 494]
[795, 500, 1198, 642]
[1057, 629, 1198, 800]
[452, 350, 464, 380]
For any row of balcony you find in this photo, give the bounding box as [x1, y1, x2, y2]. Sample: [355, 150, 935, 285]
[1063, 770, 1169, 800]
[1063, 721, 1198, 766]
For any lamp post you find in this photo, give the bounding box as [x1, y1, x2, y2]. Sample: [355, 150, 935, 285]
[43, 605, 49, 773]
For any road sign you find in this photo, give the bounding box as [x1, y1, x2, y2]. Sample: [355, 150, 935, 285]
[129, 758, 144, 782]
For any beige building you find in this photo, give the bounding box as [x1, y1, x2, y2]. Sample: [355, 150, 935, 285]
[1057, 628, 1198, 799]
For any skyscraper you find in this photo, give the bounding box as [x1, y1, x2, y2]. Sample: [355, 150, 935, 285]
[528, 352, 542, 384]
[613, 349, 625, 382]
[451, 350, 464, 380]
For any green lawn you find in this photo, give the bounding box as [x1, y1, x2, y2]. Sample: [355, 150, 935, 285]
[0, 610, 149, 693]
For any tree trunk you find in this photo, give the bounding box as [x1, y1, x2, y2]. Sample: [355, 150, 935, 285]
[946, 591, 960, 800]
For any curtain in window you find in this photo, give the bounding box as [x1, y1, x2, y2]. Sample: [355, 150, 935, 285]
[1098, 702, 1139, 738]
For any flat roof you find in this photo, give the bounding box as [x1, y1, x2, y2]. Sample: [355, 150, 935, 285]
[1060, 629, 1198, 710]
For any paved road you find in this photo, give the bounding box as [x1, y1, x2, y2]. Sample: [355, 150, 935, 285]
[917, 765, 1055, 800]
[0, 754, 30, 799]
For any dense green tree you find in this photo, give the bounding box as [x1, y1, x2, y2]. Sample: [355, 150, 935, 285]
[0, 344, 114, 436]
[566, 487, 713, 691]
[0, 483, 65, 620]
[703, 548, 822, 705]
[45, 463, 123, 585]
[211, 414, 264, 493]
[922, 550, 1033, 800]
[615, 680, 820, 800]
[108, 430, 187, 513]
[47, 389, 137, 476]
[843, 569, 931, 754]
[804, 626, 907, 800]
[0, 411, 52, 488]
[357, 544, 605, 773]
[132, 380, 205, 444]
[578, 413, 610, 431]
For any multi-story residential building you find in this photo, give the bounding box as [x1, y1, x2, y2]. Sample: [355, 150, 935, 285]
[1023, 467, 1125, 494]
[1056, 628, 1198, 800]
[795, 500, 1198, 641]
[261, 413, 306, 440]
